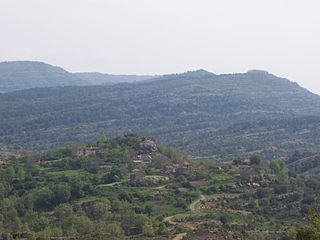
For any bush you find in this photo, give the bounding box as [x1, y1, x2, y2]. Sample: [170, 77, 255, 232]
[219, 215, 233, 225]
[157, 223, 168, 235]
[106, 223, 123, 237]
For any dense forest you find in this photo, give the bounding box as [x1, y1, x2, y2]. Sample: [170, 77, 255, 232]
[0, 68, 320, 160]
[0, 61, 153, 93]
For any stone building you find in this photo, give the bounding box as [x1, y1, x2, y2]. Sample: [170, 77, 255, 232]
[74, 147, 104, 158]
[239, 166, 259, 179]
[97, 165, 113, 174]
[130, 169, 144, 182]
[133, 154, 152, 164]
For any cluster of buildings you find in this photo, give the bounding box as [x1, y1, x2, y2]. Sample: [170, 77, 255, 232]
[74, 147, 105, 158]
[233, 159, 260, 180]
[165, 161, 193, 176]
[74, 140, 195, 183]
[132, 139, 158, 164]
[133, 154, 152, 164]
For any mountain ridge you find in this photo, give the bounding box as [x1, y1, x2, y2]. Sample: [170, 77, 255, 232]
[74, 72, 155, 85]
[0, 61, 156, 92]
[0, 61, 86, 92]
[0, 67, 319, 160]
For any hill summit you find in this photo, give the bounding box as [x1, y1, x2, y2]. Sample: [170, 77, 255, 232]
[0, 67, 320, 160]
[0, 61, 155, 92]
[0, 61, 86, 92]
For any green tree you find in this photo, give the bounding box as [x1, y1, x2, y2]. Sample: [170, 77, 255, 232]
[0, 198, 22, 232]
[250, 154, 261, 165]
[159, 146, 182, 162]
[33, 187, 54, 211]
[87, 200, 111, 220]
[290, 204, 320, 239]
[157, 223, 168, 235]
[54, 203, 73, 221]
[269, 160, 289, 184]
[270, 160, 286, 174]
[270, 160, 281, 174]
[62, 216, 94, 236]
[0, 183, 8, 199]
[52, 184, 71, 204]
[277, 168, 289, 184]
[24, 211, 50, 232]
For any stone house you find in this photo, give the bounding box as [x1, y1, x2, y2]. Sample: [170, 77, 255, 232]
[165, 165, 176, 174]
[130, 169, 144, 182]
[97, 165, 113, 174]
[74, 147, 104, 158]
[133, 154, 152, 164]
[239, 166, 259, 179]
[165, 162, 195, 176]
[177, 161, 193, 175]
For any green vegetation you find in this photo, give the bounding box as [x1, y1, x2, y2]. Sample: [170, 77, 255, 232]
[0, 61, 85, 92]
[0, 135, 199, 239]
[1, 137, 320, 239]
[0, 61, 153, 93]
[284, 204, 320, 240]
[1, 69, 320, 161]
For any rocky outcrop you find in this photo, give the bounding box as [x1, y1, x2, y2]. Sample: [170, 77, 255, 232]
[137, 139, 157, 154]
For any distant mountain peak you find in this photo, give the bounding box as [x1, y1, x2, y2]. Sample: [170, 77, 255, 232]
[75, 72, 154, 85]
[159, 69, 215, 79]
[0, 61, 156, 92]
[182, 69, 215, 76]
[246, 69, 270, 75]
[0, 60, 60, 68]
[0, 60, 69, 73]
[2, 60, 48, 64]
[0, 61, 85, 92]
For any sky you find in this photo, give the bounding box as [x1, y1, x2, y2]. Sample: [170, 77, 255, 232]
[0, 0, 320, 94]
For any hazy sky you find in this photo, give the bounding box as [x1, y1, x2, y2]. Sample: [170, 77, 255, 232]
[1, 0, 320, 94]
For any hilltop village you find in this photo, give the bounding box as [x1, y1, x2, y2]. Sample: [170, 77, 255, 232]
[1, 135, 320, 239]
[58, 137, 197, 183]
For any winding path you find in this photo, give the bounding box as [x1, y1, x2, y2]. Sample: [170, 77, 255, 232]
[172, 233, 187, 240]
[164, 194, 207, 240]
[189, 194, 205, 211]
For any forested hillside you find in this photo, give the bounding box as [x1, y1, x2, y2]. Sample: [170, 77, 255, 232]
[0, 69, 320, 160]
[0, 61, 85, 92]
[0, 61, 154, 92]
[1, 135, 320, 239]
[75, 72, 154, 85]
[286, 151, 320, 178]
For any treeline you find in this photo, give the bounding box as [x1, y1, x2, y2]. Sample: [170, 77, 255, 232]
[1, 70, 320, 160]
